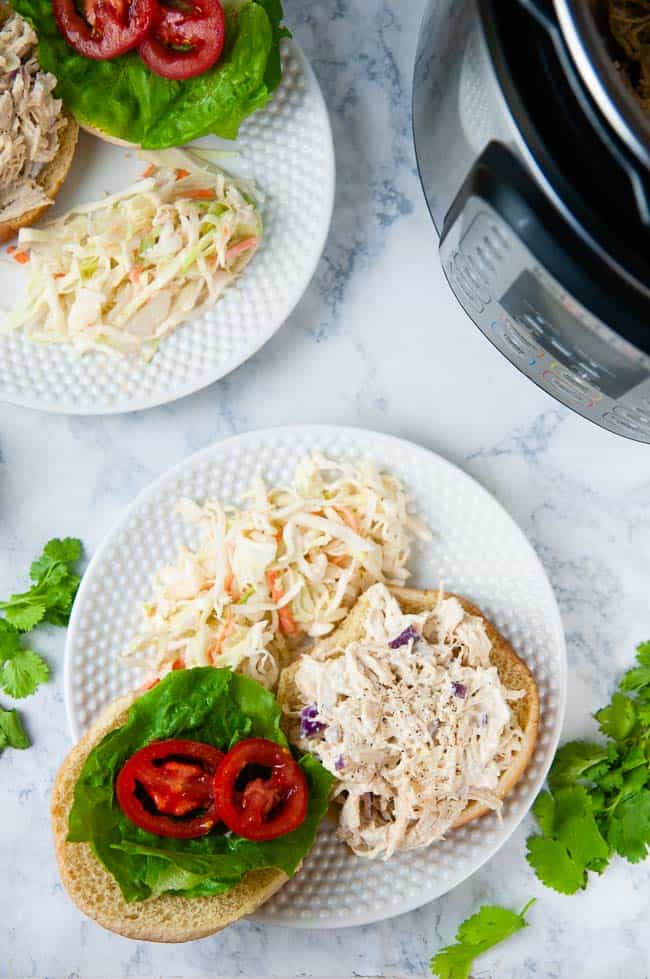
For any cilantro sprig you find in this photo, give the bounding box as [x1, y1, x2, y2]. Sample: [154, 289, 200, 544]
[0, 538, 82, 753]
[430, 900, 535, 979]
[1, 537, 82, 631]
[527, 640, 650, 893]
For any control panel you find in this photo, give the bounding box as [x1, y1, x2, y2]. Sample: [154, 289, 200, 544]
[440, 199, 650, 441]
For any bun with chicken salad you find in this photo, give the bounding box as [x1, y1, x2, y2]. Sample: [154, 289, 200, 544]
[0, 3, 77, 242]
[278, 583, 539, 860]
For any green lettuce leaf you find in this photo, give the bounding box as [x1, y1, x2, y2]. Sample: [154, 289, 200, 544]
[11, 0, 288, 149]
[67, 667, 332, 902]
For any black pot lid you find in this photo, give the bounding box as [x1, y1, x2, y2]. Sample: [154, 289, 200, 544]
[483, 0, 650, 292]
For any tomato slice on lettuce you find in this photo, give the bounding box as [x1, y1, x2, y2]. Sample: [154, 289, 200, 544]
[213, 738, 308, 842]
[53, 0, 156, 59]
[116, 738, 223, 839]
[138, 0, 225, 80]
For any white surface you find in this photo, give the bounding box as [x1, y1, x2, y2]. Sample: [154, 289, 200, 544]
[0, 42, 334, 415]
[2, 0, 650, 974]
[64, 424, 566, 927]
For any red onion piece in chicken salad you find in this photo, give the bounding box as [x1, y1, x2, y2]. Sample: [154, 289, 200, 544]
[300, 704, 327, 738]
[388, 624, 419, 648]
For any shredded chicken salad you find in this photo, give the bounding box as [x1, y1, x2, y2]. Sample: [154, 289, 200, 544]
[122, 454, 429, 690]
[0, 12, 65, 224]
[3, 159, 260, 358]
[288, 583, 525, 860]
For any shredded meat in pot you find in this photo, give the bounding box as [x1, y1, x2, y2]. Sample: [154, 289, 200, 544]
[0, 13, 65, 223]
[289, 583, 525, 860]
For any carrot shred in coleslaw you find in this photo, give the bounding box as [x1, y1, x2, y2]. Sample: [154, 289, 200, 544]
[266, 570, 299, 637]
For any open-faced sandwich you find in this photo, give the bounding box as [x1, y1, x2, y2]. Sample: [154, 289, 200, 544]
[278, 582, 539, 860]
[0, 2, 77, 241]
[52, 667, 332, 940]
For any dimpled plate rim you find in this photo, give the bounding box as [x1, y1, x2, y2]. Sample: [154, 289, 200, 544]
[0, 43, 334, 415]
[63, 425, 567, 928]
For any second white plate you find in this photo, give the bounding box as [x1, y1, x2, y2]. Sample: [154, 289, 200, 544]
[0, 42, 334, 414]
[64, 425, 566, 927]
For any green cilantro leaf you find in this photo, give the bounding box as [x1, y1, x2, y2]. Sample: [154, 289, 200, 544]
[636, 641, 650, 667]
[0, 707, 30, 750]
[430, 901, 534, 979]
[0, 618, 49, 699]
[1, 593, 46, 631]
[430, 946, 474, 979]
[532, 791, 555, 835]
[619, 667, 650, 693]
[29, 537, 82, 580]
[0, 619, 22, 658]
[525, 836, 587, 894]
[0, 649, 49, 699]
[590, 788, 606, 813]
[39, 572, 80, 627]
[605, 767, 650, 814]
[637, 702, 650, 726]
[548, 741, 609, 790]
[526, 787, 608, 893]
[621, 744, 646, 771]
[607, 790, 650, 863]
[596, 693, 637, 741]
[2, 602, 47, 632]
[553, 786, 609, 870]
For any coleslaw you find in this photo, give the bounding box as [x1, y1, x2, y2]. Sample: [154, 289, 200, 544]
[122, 453, 430, 689]
[3, 156, 260, 358]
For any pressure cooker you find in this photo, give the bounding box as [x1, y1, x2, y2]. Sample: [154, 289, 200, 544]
[413, 0, 650, 442]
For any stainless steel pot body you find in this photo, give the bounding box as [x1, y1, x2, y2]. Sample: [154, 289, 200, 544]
[413, 0, 650, 442]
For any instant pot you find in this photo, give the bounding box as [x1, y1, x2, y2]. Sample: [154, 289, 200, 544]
[413, 0, 650, 442]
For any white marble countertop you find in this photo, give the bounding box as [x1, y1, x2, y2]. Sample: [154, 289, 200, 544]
[2, 2, 650, 976]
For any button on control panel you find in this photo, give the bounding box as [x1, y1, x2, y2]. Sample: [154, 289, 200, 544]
[602, 404, 650, 436]
[444, 214, 512, 316]
[542, 362, 600, 406]
[445, 251, 488, 314]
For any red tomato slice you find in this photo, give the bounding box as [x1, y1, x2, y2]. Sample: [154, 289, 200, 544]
[115, 739, 224, 838]
[138, 0, 225, 81]
[53, 0, 156, 60]
[213, 738, 308, 842]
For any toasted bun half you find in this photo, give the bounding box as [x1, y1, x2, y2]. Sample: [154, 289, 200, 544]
[0, 2, 78, 243]
[277, 585, 540, 832]
[52, 690, 288, 942]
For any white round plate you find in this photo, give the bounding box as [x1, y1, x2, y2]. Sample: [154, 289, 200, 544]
[0, 43, 334, 415]
[64, 425, 566, 927]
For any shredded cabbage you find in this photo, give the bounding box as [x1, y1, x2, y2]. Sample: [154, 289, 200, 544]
[3, 153, 261, 359]
[122, 453, 430, 689]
